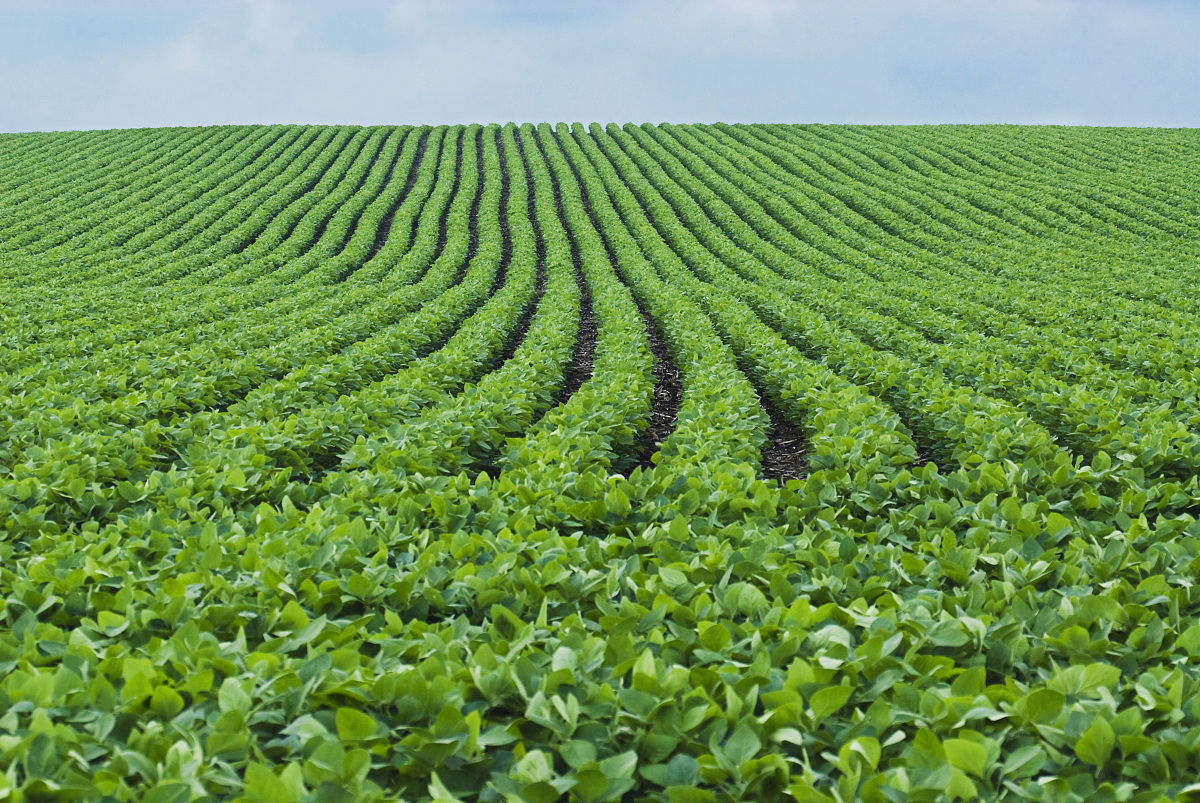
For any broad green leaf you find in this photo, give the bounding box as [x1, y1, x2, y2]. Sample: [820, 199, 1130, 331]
[218, 678, 251, 715]
[1002, 744, 1046, 778]
[1076, 717, 1115, 767]
[516, 750, 555, 784]
[335, 708, 378, 742]
[943, 738, 988, 778]
[724, 725, 761, 766]
[725, 582, 768, 616]
[811, 686, 853, 724]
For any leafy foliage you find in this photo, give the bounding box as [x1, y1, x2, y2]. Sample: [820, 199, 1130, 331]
[2, 121, 1200, 800]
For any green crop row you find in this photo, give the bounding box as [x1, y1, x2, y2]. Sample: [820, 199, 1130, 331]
[2, 121, 1200, 801]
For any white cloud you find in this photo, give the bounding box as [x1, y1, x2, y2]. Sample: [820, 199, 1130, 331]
[1, 0, 1198, 130]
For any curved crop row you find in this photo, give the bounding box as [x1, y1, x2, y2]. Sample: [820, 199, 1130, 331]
[3, 122, 1200, 801]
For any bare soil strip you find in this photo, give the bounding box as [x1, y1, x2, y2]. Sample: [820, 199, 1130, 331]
[524, 129, 596, 405]
[368, 128, 431, 260]
[758, 393, 807, 482]
[549, 128, 684, 468]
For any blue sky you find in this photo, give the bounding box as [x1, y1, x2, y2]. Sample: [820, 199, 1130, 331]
[2, 0, 1198, 132]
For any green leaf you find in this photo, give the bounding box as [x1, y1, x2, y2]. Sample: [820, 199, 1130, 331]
[142, 782, 192, 803]
[943, 738, 988, 778]
[659, 566, 687, 588]
[945, 768, 978, 799]
[1079, 663, 1121, 693]
[641, 754, 702, 789]
[218, 677, 251, 714]
[573, 769, 609, 802]
[225, 466, 247, 489]
[242, 763, 301, 803]
[515, 750, 555, 784]
[335, 707, 378, 742]
[97, 610, 126, 633]
[837, 736, 881, 774]
[1076, 716, 1115, 767]
[928, 620, 970, 647]
[810, 685, 853, 724]
[1044, 511, 1073, 537]
[662, 754, 699, 786]
[1178, 624, 1200, 656]
[698, 621, 731, 650]
[724, 725, 761, 766]
[1024, 688, 1064, 723]
[1002, 744, 1046, 778]
[150, 686, 184, 718]
[428, 771, 465, 802]
[560, 739, 596, 768]
[725, 582, 768, 616]
[599, 750, 638, 780]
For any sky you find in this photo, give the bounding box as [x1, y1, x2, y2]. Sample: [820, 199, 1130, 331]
[2, 0, 1198, 132]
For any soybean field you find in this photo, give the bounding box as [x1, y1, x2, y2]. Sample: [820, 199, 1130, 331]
[4, 122, 1200, 800]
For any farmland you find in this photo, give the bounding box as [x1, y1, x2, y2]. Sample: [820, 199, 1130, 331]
[2, 121, 1200, 800]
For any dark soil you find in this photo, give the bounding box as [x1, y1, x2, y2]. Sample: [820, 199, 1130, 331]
[286, 130, 486, 480]
[496, 129, 546, 365]
[334, 128, 403, 255]
[526, 127, 595, 404]
[434, 129, 465, 261]
[758, 394, 806, 482]
[558, 275, 596, 404]
[911, 443, 936, 468]
[490, 127, 512, 296]
[407, 129, 450, 251]
[423, 126, 482, 288]
[546, 126, 684, 468]
[332, 129, 413, 283]
[232, 130, 366, 257]
[308, 131, 383, 256]
[634, 304, 682, 468]
[368, 127, 431, 260]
